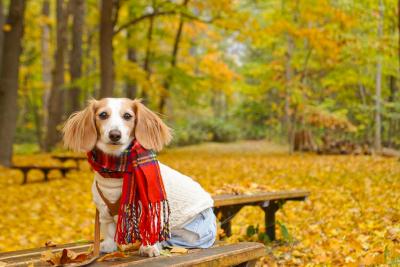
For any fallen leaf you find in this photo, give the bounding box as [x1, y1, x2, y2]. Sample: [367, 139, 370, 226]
[160, 249, 172, 257]
[118, 241, 141, 252]
[41, 250, 60, 266]
[0, 261, 7, 267]
[45, 241, 57, 247]
[170, 247, 188, 254]
[41, 249, 92, 265]
[98, 252, 127, 262]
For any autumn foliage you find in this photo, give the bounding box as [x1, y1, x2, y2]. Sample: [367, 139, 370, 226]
[0, 141, 399, 265]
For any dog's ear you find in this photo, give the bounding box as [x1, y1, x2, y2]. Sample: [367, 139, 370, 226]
[62, 99, 98, 152]
[132, 99, 172, 151]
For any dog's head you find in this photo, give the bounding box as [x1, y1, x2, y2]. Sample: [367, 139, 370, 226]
[62, 98, 172, 155]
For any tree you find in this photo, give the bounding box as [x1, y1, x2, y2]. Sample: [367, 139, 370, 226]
[99, 0, 119, 98]
[0, 0, 26, 166]
[158, 0, 189, 113]
[141, 4, 155, 104]
[45, 0, 69, 151]
[0, 0, 6, 74]
[125, 32, 137, 99]
[374, 0, 384, 152]
[41, 0, 51, 151]
[68, 0, 84, 114]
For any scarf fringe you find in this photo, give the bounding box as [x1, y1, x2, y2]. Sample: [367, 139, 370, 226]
[116, 200, 170, 246]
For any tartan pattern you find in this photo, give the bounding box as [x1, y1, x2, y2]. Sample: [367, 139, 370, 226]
[87, 140, 170, 246]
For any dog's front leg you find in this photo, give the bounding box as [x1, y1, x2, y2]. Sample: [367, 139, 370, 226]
[99, 217, 118, 253]
[139, 243, 162, 257]
[92, 182, 118, 253]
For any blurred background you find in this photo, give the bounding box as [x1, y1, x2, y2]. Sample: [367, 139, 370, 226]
[0, 0, 399, 162]
[0, 1, 400, 265]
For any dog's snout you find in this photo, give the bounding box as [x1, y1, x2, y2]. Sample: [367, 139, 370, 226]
[109, 129, 121, 142]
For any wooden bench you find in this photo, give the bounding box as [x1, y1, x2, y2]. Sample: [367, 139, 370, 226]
[52, 155, 87, 169]
[11, 165, 78, 184]
[213, 189, 309, 241]
[0, 241, 265, 267]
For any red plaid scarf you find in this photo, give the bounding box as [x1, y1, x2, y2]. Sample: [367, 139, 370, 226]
[87, 140, 170, 246]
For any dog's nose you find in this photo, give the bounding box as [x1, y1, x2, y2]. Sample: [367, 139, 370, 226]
[109, 130, 121, 142]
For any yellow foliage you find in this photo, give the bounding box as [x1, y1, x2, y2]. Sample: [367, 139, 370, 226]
[0, 141, 399, 265]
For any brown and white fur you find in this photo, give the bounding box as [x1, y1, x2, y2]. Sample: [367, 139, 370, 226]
[63, 98, 171, 257]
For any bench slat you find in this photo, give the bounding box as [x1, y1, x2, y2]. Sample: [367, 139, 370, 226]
[0, 242, 92, 266]
[0, 242, 264, 267]
[114, 242, 265, 267]
[213, 189, 309, 207]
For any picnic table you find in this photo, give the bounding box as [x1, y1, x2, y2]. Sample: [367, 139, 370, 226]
[52, 155, 87, 169]
[11, 165, 78, 184]
[0, 241, 265, 267]
[213, 189, 309, 240]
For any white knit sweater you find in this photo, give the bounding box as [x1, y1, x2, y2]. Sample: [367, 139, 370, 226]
[92, 162, 214, 229]
[158, 163, 214, 228]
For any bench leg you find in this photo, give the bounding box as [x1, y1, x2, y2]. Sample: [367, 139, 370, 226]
[262, 201, 279, 241]
[21, 170, 29, 184]
[60, 170, 67, 177]
[214, 206, 242, 237]
[74, 160, 80, 170]
[43, 170, 50, 182]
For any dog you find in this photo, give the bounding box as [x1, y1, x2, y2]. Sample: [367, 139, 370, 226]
[62, 98, 216, 257]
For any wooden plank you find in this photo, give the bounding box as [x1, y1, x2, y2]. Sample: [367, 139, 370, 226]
[0, 242, 264, 267]
[0, 242, 92, 266]
[213, 190, 309, 207]
[102, 242, 265, 267]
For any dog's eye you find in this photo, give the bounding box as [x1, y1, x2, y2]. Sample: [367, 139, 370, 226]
[123, 113, 132, 120]
[99, 112, 108, 120]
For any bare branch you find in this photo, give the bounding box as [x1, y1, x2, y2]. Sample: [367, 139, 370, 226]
[181, 12, 217, 24]
[113, 9, 218, 35]
[113, 10, 177, 35]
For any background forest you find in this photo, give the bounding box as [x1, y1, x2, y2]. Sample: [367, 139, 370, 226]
[0, 0, 399, 164]
[0, 1, 400, 265]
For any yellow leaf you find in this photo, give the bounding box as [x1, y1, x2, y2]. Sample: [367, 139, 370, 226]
[170, 247, 188, 254]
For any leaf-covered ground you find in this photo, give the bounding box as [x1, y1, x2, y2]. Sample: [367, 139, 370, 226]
[0, 141, 399, 265]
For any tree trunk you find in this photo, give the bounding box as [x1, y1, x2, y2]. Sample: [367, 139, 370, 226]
[284, 33, 294, 153]
[158, 0, 189, 114]
[0, 0, 6, 74]
[125, 17, 137, 99]
[45, 0, 69, 151]
[24, 74, 43, 148]
[83, 31, 95, 101]
[387, 76, 397, 147]
[0, 0, 26, 166]
[125, 46, 137, 99]
[68, 0, 84, 114]
[99, 0, 116, 98]
[398, 0, 400, 71]
[374, 0, 384, 153]
[142, 11, 155, 104]
[41, 0, 51, 151]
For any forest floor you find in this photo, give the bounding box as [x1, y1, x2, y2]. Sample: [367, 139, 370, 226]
[0, 140, 399, 266]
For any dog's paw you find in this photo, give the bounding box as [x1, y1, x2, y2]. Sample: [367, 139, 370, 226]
[139, 244, 161, 257]
[100, 239, 118, 253]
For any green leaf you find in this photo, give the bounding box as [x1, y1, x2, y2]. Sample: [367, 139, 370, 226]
[258, 232, 271, 244]
[246, 225, 257, 237]
[277, 221, 293, 243]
